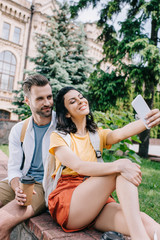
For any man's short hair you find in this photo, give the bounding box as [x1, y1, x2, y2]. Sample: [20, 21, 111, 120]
[23, 74, 51, 96]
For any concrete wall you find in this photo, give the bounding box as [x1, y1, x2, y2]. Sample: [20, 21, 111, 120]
[0, 120, 17, 144]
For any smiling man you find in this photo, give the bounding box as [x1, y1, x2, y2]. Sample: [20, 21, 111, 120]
[0, 74, 56, 240]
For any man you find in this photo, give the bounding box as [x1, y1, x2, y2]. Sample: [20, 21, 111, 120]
[0, 74, 56, 239]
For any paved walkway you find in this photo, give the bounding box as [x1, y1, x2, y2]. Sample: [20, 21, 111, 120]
[129, 143, 160, 162]
[129, 144, 160, 157]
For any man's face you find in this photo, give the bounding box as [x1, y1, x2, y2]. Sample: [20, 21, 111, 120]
[25, 84, 53, 118]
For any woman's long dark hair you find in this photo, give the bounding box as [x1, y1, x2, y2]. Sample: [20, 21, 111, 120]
[56, 86, 98, 134]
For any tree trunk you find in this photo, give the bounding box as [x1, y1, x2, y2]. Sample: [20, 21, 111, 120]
[138, 129, 150, 158]
[151, 18, 158, 46]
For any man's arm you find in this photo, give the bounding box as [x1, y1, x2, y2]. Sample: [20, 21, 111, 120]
[10, 177, 20, 192]
[8, 122, 24, 183]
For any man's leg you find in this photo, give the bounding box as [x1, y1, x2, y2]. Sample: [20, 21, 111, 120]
[0, 200, 35, 240]
[0, 181, 46, 240]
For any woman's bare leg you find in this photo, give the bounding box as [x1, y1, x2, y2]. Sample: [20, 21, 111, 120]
[141, 212, 160, 240]
[66, 174, 154, 240]
[66, 174, 117, 229]
[93, 202, 130, 235]
[94, 203, 160, 240]
[116, 175, 150, 240]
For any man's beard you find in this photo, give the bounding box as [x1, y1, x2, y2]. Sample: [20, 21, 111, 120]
[36, 106, 53, 118]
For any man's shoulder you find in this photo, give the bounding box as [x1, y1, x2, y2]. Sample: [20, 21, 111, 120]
[11, 119, 27, 130]
[10, 118, 31, 137]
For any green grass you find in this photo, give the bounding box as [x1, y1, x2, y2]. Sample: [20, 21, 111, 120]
[139, 159, 160, 223]
[0, 144, 9, 156]
[0, 145, 159, 222]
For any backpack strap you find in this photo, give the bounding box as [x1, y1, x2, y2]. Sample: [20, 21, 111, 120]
[20, 117, 30, 143]
[51, 130, 70, 187]
[89, 131, 103, 163]
[20, 117, 30, 170]
[54, 130, 71, 147]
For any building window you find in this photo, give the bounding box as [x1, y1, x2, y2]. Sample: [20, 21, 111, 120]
[0, 110, 10, 120]
[13, 27, 21, 44]
[2, 22, 10, 40]
[0, 51, 16, 91]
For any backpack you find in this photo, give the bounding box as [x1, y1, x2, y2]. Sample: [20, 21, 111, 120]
[20, 117, 31, 170]
[20, 119, 103, 205]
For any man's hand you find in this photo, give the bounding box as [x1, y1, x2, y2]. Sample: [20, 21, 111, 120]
[10, 177, 26, 205]
[10, 177, 36, 206]
[15, 186, 27, 206]
[15, 186, 36, 206]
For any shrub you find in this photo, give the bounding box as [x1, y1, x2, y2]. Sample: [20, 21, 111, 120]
[93, 110, 141, 163]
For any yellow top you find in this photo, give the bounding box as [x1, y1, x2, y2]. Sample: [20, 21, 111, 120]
[49, 129, 112, 176]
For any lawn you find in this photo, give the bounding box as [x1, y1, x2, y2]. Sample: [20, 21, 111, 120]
[139, 158, 160, 223]
[0, 144, 159, 223]
[0, 144, 9, 156]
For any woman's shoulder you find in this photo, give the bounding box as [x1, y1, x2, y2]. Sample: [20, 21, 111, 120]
[50, 130, 71, 146]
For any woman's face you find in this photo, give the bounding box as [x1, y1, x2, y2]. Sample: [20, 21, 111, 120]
[64, 90, 89, 119]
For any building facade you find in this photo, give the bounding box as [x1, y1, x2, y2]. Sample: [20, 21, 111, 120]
[0, 0, 59, 121]
[0, 0, 109, 121]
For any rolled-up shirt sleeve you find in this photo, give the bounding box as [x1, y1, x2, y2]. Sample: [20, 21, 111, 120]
[98, 128, 112, 151]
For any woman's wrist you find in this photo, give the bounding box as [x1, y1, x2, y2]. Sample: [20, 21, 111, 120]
[114, 159, 126, 174]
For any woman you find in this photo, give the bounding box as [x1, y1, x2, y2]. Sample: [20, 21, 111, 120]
[48, 86, 160, 240]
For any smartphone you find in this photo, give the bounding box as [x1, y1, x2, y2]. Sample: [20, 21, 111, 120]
[131, 95, 151, 129]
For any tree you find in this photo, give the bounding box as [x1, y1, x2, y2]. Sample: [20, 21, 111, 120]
[70, 0, 160, 158]
[12, 81, 31, 120]
[88, 69, 129, 111]
[31, 2, 92, 97]
[13, 2, 92, 119]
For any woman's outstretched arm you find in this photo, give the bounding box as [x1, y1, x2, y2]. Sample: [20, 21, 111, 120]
[106, 109, 160, 145]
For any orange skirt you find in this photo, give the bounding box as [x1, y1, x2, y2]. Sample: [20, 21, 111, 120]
[48, 175, 115, 232]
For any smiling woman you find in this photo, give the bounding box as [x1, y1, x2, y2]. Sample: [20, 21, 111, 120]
[46, 86, 160, 239]
[64, 90, 89, 121]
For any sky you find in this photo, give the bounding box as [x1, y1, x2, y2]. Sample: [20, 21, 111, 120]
[27, 0, 102, 23]
[27, 0, 125, 30]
